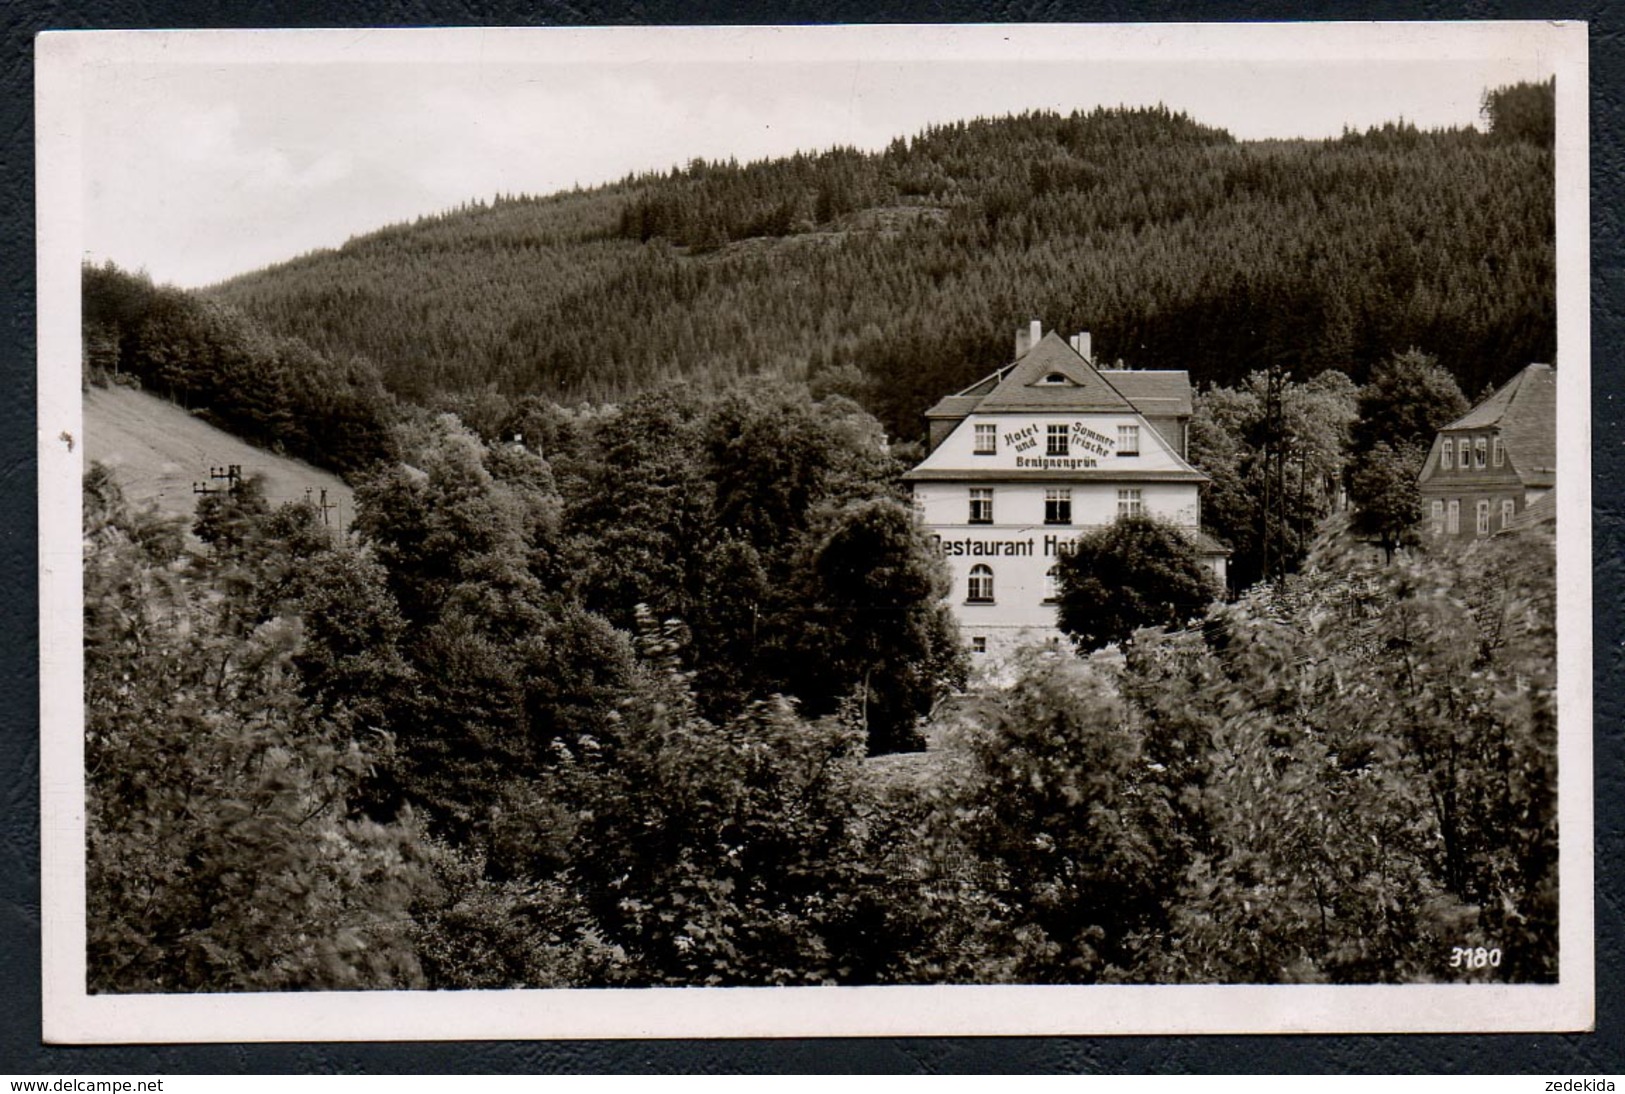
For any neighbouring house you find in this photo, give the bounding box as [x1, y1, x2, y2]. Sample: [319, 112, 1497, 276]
[1417, 363, 1556, 539]
[903, 321, 1227, 670]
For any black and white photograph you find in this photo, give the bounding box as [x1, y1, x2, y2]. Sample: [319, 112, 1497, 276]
[35, 22, 1592, 1041]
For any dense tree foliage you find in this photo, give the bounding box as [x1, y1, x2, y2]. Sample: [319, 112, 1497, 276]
[1137, 531, 1556, 982]
[1483, 77, 1556, 148]
[1054, 516, 1220, 651]
[85, 376, 1558, 988]
[548, 384, 962, 750]
[1348, 440, 1427, 560]
[85, 467, 432, 992]
[210, 96, 1554, 442]
[1342, 348, 1469, 555]
[787, 497, 964, 752]
[1351, 348, 1470, 458]
[1189, 369, 1358, 588]
[83, 262, 397, 475]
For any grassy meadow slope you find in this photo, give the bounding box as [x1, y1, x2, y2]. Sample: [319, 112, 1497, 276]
[85, 384, 356, 534]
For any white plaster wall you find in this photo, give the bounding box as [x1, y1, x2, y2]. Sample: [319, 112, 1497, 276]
[916, 411, 1191, 472]
[918, 483, 1204, 631]
[916, 480, 1200, 530]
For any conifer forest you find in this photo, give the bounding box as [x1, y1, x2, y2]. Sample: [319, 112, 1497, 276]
[80, 82, 1559, 990]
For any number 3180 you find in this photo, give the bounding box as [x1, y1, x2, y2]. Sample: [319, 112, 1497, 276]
[1450, 946, 1502, 969]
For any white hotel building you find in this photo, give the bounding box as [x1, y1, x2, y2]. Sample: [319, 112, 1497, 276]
[904, 322, 1227, 667]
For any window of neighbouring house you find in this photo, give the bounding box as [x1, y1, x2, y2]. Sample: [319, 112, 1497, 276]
[1476, 499, 1491, 535]
[969, 488, 993, 524]
[1047, 423, 1069, 456]
[1118, 424, 1139, 456]
[974, 423, 996, 455]
[1493, 436, 1505, 468]
[1447, 499, 1460, 534]
[1475, 437, 1487, 469]
[1118, 488, 1143, 518]
[1431, 499, 1444, 535]
[1442, 439, 1454, 469]
[967, 564, 994, 603]
[1045, 488, 1072, 525]
[1502, 498, 1515, 529]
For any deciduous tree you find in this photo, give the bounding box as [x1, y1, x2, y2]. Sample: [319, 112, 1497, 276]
[1054, 516, 1218, 652]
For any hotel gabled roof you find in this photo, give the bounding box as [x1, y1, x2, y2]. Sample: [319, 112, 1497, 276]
[924, 332, 1192, 420]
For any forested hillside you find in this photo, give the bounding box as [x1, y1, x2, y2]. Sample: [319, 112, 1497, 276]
[211, 94, 1554, 441]
[83, 263, 397, 475]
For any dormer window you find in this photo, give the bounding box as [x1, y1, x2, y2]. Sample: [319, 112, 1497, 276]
[1038, 372, 1071, 385]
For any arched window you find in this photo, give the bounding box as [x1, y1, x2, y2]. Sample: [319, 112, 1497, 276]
[1044, 565, 1061, 602]
[967, 564, 994, 603]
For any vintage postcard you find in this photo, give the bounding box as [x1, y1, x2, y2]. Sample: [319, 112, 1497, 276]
[36, 22, 1592, 1041]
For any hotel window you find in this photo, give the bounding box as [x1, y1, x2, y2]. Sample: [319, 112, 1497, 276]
[1431, 500, 1444, 535]
[1447, 499, 1460, 534]
[1442, 439, 1454, 469]
[1044, 565, 1061, 603]
[1117, 424, 1140, 456]
[967, 564, 994, 603]
[1474, 437, 1487, 469]
[1118, 488, 1144, 518]
[1476, 499, 1491, 536]
[1493, 436, 1505, 468]
[969, 488, 993, 524]
[1045, 488, 1072, 525]
[1502, 498, 1515, 529]
[974, 423, 996, 455]
[1047, 424, 1070, 456]
[970, 635, 987, 654]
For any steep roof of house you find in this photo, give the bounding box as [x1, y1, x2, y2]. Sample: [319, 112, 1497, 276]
[1444, 364, 1557, 487]
[977, 333, 1137, 412]
[1098, 370, 1194, 418]
[922, 333, 1192, 419]
[925, 395, 986, 420]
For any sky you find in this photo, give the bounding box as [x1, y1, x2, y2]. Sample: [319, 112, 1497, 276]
[54, 24, 1566, 288]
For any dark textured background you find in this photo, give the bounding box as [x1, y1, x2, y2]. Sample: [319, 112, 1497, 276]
[4, 0, 1618, 1074]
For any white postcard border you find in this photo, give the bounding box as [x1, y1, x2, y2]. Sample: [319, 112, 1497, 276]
[36, 21, 1594, 1042]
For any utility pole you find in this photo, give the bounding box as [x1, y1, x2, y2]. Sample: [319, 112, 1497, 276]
[1260, 365, 1289, 584]
[192, 464, 243, 497]
[305, 485, 341, 538]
